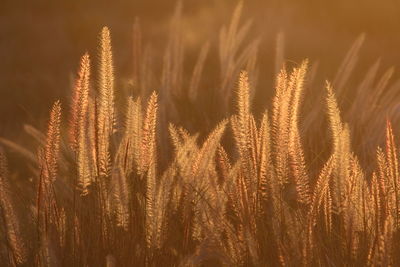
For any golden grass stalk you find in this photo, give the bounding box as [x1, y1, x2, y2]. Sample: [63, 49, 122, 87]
[140, 92, 158, 175]
[43, 101, 62, 184]
[141, 92, 158, 249]
[69, 54, 92, 195]
[36, 101, 62, 266]
[271, 68, 290, 186]
[97, 26, 115, 177]
[287, 60, 311, 204]
[235, 70, 250, 156]
[69, 53, 90, 150]
[233, 70, 258, 187]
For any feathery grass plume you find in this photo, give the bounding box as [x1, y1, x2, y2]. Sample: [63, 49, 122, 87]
[334, 124, 351, 213]
[233, 70, 256, 182]
[68, 54, 92, 195]
[43, 101, 62, 184]
[256, 110, 274, 210]
[83, 97, 98, 187]
[236, 70, 250, 131]
[257, 110, 272, 205]
[140, 92, 158, 175]
[271, 68, 291, 186]
[0, 150, 26, 265]
[97, 26, 115, 177]
[41, 100, 61, 188]
[231, 70, 270, 262]
[37, 101, 62, 267]
[265, 63, 313, 264]
[271, 63, 311, 207]
[141, 92, 158, 250]
[326, 81, 343, 149]
[269, 67, 303, 261]
[69, 53, 90, 150]
[287, 60, 311, 205]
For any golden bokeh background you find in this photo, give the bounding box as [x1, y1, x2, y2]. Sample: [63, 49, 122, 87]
[1, 0, 400, 136]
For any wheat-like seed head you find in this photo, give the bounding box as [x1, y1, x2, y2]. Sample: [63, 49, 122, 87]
[97, 26, 115, 177]
[69, 53, 90, 151]
[43, 100, 62, 183]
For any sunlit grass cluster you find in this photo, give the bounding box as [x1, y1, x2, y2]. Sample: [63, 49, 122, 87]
[1, 3, 400, 266]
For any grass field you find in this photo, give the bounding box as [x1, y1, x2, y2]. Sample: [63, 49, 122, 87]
[1, 1, 400, 266]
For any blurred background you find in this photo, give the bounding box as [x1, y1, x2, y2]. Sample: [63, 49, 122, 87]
[1, 0, 400, 140]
